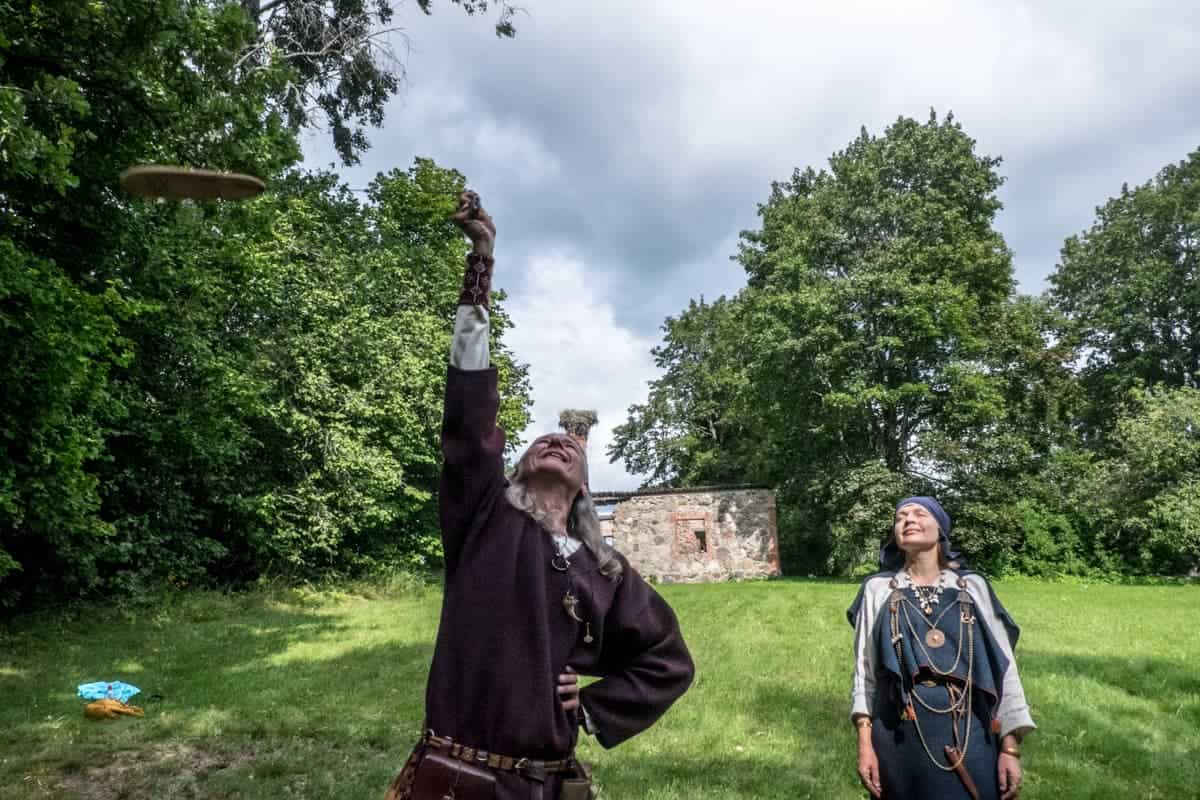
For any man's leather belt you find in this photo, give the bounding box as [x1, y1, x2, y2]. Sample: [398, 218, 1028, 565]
[422, 730, 575, 782]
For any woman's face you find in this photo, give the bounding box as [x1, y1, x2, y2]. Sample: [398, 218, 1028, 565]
[520, 433, 587, 493]
[893, 503, 940, 554]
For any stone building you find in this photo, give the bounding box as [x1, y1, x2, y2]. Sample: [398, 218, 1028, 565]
[556, 409, 781, 582]
[589, 485, 782, 583]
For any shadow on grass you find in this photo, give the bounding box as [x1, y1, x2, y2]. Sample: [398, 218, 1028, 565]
[1023, 649, 1200, 701]
[0, 593, 439, 799]
[640, 653, 1200, 800]
[599, 682, 860, 800]
[1015, 649, 1200, 798]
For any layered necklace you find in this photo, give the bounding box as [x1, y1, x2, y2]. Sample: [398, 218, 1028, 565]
[888, 571, 978, 772]
[906, 568, 946, 615]
[905, 569, 949, 648]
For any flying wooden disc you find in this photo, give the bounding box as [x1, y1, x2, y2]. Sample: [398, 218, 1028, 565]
[119, 165, 266, 201]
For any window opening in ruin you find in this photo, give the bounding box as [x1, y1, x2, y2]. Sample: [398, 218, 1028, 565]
[595, 502, 616, 521]
[672, 513, 711, 558]
[603, 535, 614, 546]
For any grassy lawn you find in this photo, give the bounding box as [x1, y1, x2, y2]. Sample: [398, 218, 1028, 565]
[2, 577, 1198, 799]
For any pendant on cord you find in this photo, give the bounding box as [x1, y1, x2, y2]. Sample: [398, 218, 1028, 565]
[563, 592, 585, 622]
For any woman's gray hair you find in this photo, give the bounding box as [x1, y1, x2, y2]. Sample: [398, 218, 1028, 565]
[505, 450, 623, 582]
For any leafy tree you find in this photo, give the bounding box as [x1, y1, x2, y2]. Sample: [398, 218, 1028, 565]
[0, 243, 128, 603]
[607, 297, 754, 488]
[1, 0, 300, 271]
[1, 0, 299, 604]
[239, 0, 518, 164]
[0, 0, 530, 604]
[92, 160, 530, 589]
[734, 112, 1016, 571]
[1050, 148, 1200, 438]
[920, 296, 1084, 572]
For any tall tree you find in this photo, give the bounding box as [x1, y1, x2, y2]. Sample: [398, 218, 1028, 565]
[1049, 147, 1200, 438]
[735, 112, 1016, 571]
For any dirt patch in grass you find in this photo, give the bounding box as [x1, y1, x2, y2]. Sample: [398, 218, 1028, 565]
[57, 743, 255, 800]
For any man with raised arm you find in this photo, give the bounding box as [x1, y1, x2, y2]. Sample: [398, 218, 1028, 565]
[386, 191, 694, 800]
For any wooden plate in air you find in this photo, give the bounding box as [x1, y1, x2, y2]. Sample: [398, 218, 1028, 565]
[119, 165, 266, 201]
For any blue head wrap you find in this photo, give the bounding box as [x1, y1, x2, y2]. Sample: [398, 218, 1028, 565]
[879, 496, 964, 571]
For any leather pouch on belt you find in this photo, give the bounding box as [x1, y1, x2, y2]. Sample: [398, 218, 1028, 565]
[559, 780, 593, 800]
[411, 751, 497, 800]
[559, 760, 596, 800]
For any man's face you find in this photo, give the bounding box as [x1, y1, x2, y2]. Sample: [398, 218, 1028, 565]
[521, 433, 587, 492]
[893, 503, 940, 553]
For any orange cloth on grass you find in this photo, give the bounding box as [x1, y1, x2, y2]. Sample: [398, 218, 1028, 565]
[83, 698, 144, 720]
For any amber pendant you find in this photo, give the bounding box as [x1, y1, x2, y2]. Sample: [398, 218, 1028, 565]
[925, 628, 946, 648]
[563, 592, 585, 622]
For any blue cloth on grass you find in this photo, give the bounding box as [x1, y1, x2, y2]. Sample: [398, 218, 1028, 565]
[78, 681, 141, 703]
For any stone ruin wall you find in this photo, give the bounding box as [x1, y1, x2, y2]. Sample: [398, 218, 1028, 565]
[596, 487, 781, 583]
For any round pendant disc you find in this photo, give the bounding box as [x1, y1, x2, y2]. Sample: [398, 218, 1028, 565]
[925, 629, 946, 648]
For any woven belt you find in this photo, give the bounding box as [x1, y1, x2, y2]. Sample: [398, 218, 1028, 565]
[422, 730, 575, 783]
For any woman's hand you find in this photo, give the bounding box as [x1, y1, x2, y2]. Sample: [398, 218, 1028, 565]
[557, 669, 580, 713]
[857, 737, 882, 798]
[453, 190, 496, 258]
[998, 752, 1022, 799]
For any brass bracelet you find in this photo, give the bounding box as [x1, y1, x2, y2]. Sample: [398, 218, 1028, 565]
[854, 717, 873, 730]
[1000, 745, 1021, 758]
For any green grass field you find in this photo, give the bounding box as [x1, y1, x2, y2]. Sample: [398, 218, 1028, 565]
[2, 578, 1197, 799]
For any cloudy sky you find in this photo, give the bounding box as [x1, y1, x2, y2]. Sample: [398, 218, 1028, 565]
[303, 0, 1200, 491]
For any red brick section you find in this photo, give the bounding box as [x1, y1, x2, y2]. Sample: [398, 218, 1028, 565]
[671, 512, 712, 558]
[767, 494, 782, 572]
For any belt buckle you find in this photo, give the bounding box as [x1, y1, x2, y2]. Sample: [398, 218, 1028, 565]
[516, 758, 546, 783]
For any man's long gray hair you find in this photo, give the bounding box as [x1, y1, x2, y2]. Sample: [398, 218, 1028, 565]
[505, 450, 623, 582]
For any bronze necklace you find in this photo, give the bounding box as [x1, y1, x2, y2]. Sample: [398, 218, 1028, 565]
[904, 568, 946, 616]
[903, 570, 949, 647]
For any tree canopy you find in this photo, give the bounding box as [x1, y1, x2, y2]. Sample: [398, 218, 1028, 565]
[1051, 148, 1200, 438]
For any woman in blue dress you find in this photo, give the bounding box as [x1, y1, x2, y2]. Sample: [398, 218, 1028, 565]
[847, 497, 1035, 799]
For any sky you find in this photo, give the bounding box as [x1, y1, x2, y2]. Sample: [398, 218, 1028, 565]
[302, 0, 1200, 491]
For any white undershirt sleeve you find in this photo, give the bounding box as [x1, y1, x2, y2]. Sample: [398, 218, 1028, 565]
[968, 576, 1036, 740]
[850, 582, 881, 720]
[450, 305, 489, 370]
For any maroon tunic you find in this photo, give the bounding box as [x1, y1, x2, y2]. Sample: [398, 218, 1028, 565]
[421, 365, 694, 797]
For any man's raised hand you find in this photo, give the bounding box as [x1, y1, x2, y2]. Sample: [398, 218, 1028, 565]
[453, 190, 496, 258]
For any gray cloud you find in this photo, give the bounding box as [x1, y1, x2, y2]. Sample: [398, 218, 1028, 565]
[304, 0, 1200, 486]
